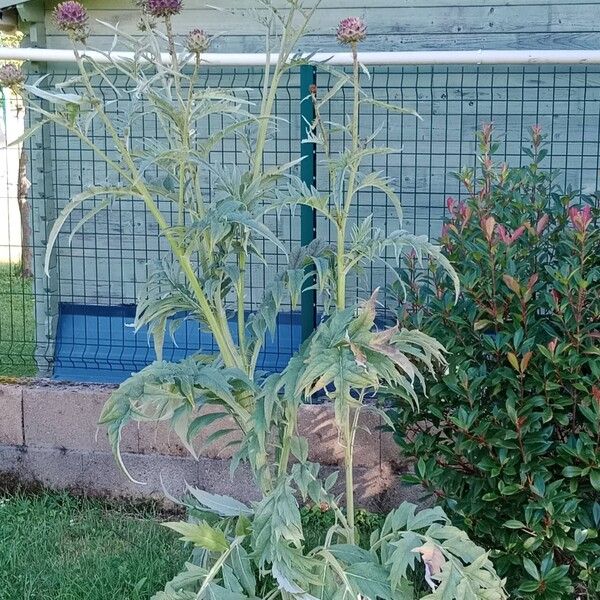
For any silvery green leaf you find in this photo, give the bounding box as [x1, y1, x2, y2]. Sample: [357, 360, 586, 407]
[227, 544, 256, 597]
[385, 231, 460, 302]
[67, 197, 114, 245]
[328, 544, 373, 565]
[151, 562, 207, 600]
[386, 531, 422, 589]
[24, 84, 84, 105]
[45, 186, 138, 276]
[162, 520, 229, 552]
[227, 211, 288, 256]
[345, 562, 393, 600]
[185, 485, 254, 518]
[202, 583, 250, 600]
[355, 171, 403, 224]
[361, 97, 421, 120]
[99, 359, 253, 481]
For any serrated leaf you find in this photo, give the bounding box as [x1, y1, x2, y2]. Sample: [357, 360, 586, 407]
[186, 486, 254, 517]
[163, 521, 229, 552]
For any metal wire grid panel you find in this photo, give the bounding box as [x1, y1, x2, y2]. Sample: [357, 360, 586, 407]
[25, 66, 302, 380]
[315, 65, 600, 312]
[0, 63, 597, 381]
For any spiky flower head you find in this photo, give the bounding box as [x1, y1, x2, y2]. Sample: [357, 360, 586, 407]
[54, 1, 89, 41]
[185, 28, 210, 54]
[336, 16, 366, 45]
[145, 0, 182, 18]
[0, 63, 26, 90]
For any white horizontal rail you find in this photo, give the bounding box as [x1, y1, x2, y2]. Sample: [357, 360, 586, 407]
[2, 47, 600, 66]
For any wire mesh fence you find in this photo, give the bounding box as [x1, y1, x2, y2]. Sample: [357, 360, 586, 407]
[0, 62, 598, 382]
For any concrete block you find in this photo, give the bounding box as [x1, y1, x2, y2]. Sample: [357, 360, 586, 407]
[0, 384, 23, 446]
[1, 382, 424, 514]
[0, 443, 25, 478]
[298, 404, 402, 469]
[197, 457, 260, 505]
[137, 405, 242, 460]
[0, 443, 424, 513]
[21, 446, 85, 490]
[22, 384, 138, 453]
[321, 462, 425, 513]
[80, 450, 200, 500]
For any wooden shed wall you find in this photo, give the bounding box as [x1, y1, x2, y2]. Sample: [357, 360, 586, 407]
[44, 0, 600, 52]
[36, 1, 600, 307]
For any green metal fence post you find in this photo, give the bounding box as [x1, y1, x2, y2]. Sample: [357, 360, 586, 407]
[299, 65, 317, 342]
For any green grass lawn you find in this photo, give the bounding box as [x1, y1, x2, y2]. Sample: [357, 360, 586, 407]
[0, 489, 385, 600]
[0, 263, 37, 378]
[0, 490, 189, 600]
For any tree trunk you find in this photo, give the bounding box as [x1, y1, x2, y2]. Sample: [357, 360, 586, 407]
[17, 144, 32, 278]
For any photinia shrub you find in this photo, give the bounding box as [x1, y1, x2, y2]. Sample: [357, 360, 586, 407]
[391, 124, 600, 599]
[9, 1, 507, 597]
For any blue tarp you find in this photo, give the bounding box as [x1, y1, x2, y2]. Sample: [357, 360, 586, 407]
[53, 303, 301, 384]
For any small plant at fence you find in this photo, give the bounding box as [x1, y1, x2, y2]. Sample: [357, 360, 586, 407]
[9, 1, 507, 597]
[391, 124, 600, 599]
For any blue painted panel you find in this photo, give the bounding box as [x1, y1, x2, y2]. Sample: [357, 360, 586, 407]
[53, 303, 301, 384]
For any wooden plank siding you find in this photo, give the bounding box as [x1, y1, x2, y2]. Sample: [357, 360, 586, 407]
[44, 0, 600, 51]
[37, 1, 600, 306]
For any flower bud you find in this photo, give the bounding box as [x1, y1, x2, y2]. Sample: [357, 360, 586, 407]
[336, 17, 367, 45]
[146, 0, 182, 18]
[53, 1, 89, 41]
[481, 216, 496, 243]
[511, 224, 526, 244]
[0, 64, 25, 90]
[531, 124, 543, 149]
[481, 122, 493, 142]
[185, 28, 210, 54]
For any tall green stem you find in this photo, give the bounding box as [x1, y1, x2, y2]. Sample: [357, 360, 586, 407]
[342, 405, 355, 543]
[336, 43, 362, 545]
[277, 405, 297, 478]
[72, 50, 243, 371]
[237, 248, 247, 363]
[251, 3, 320, 182]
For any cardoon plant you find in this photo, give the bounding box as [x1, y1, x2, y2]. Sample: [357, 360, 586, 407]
[17, 1, 506, 597]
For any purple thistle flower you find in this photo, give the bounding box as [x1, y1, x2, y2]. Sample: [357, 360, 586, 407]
[0, 64, 25, 90]
[336, 16, 366, 45]
[145, 0, 182, 18]
[185, 28, 210, 54]
[54, 1, 89, 41]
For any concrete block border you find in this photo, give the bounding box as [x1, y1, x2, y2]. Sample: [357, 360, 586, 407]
[0, 381, 421, 511]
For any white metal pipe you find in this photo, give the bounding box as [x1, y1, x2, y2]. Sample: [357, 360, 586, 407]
[2, 47, 600, 66]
